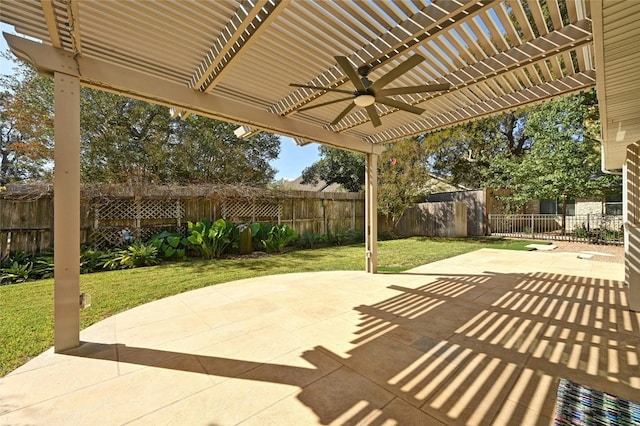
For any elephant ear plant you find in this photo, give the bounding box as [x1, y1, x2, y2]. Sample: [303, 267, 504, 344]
[187, 219, 238, 259]
[262, 224, 298, 253]
[150, 231, 190, 260]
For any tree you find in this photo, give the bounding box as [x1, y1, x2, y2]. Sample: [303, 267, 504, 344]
[168, 115, 280, 185]
[1, 51, 281, 186]
[80, 90, 173, 184]
[301, 145, 365, 192]
[302, 138, 437, 231]
[378, 137, 433, 231]
[489, 91, 621, 228]
[426, 110, 531, 188]
[0, 52, 54, 184]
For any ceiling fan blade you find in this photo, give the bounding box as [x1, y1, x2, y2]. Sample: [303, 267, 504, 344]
[365, 105, 382, 127]
[331, 102, 356, 125]
[297, 96, 355, 112]
[371, 54, 425, 91]
[375, 96, 425, 115]
[335, 56, 366, 91]
[376, 83, 451, 96]
[289, 83, 355, 95]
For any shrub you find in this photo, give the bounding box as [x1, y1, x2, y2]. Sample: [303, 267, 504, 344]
[80, 246, 109, 274]
[246, 222, 269, 251]
[0, 252, 45, 284]
[150, 231, 189, 260]
[377, 229, 398, 241]
[31, 253, 54, 279]
[104, 241, 160, 269]
[573, 224, 590, 239]
[598, 227, 623, 243]
[328, 228, 362, 246]
[262, 224, 297, 253]
[296, 231, 328, 249]
[187, 219, 237, 259]
[0, 260, 32, 284]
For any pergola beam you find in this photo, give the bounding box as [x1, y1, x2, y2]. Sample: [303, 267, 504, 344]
[189, 0, 268, 90]
[66, 0, 81, 55]
[6, 34, 382, 155]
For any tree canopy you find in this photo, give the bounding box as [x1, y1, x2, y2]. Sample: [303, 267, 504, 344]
[426, 110, 531, 188]
[485, 91, 621, 213]
[378, 137, 434, 230]
[1, 53, 281, 186]
[300, 145, 365, 192]
[1, 52, 54, 184]
[300, 89, 621, 225]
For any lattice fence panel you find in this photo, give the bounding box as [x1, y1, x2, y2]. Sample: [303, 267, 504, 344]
[222, 200, 281, 221]
[139, 200, 184, 219]
[97, 200, 136, 219]
[90, 199, 185, 248]
[89, 228, 125, 248]
[96, 199, 184, 220]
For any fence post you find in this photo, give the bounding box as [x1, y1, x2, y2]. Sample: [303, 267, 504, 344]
[292, 200, 296, 230]
[351, 199, 356, 230]
[531, 214, 534, 238]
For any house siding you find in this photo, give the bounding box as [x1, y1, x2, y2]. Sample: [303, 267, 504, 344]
[575, 199, 603, 215]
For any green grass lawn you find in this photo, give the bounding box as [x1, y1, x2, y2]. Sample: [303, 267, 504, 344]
[0, 237, 533, 377]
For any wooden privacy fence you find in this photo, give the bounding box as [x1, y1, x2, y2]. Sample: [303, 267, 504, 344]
[389, 202, 468, 238]
[425, 189, 487, 236]
[1, 195, 54, 257]
[0, 185, 365, 257]
[1, 184, 493, 257]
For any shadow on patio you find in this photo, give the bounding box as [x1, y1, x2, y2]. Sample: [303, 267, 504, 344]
[1, 249, 638, 425]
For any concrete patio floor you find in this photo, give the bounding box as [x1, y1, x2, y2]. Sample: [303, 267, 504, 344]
[1, 248, 638, 425]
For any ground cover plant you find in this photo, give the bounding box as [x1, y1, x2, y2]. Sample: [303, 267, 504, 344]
[0, 236, 535, 377]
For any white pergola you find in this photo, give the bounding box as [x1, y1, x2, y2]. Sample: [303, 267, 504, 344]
[1, 0, 639, 352]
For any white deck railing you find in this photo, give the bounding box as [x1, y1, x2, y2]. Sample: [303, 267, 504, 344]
[488, 214, 624, 244]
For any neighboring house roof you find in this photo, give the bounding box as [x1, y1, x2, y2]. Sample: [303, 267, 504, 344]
[424, 174, 466, 194]
[277, 177, 346, 193]
[277, 174, 462, 194]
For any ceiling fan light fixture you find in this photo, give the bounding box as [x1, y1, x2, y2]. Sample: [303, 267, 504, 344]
[353, 94, 375, 107]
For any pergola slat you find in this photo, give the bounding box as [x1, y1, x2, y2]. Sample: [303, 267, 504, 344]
[528, 0, 550, 37]
[506, 0, 536, 42]
[480, 10, 510, 52]
[547, 0, 565, 30]
[271, 1, 486, 116]
[326, 20, 593, 133]
[495, 2, 523, 46]
[40, 0, 61, 48]
[364, 71, 596, 144]
[1, 0, 602, 146]
[188, 0, 271, 91]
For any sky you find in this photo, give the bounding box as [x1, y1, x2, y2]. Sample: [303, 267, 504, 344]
[0, 23, 320, 181]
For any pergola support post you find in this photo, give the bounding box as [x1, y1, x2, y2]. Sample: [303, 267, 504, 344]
[54, 72, 81, 351]
[625, 143, 640, 312]
[365, 153, 378, 274]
